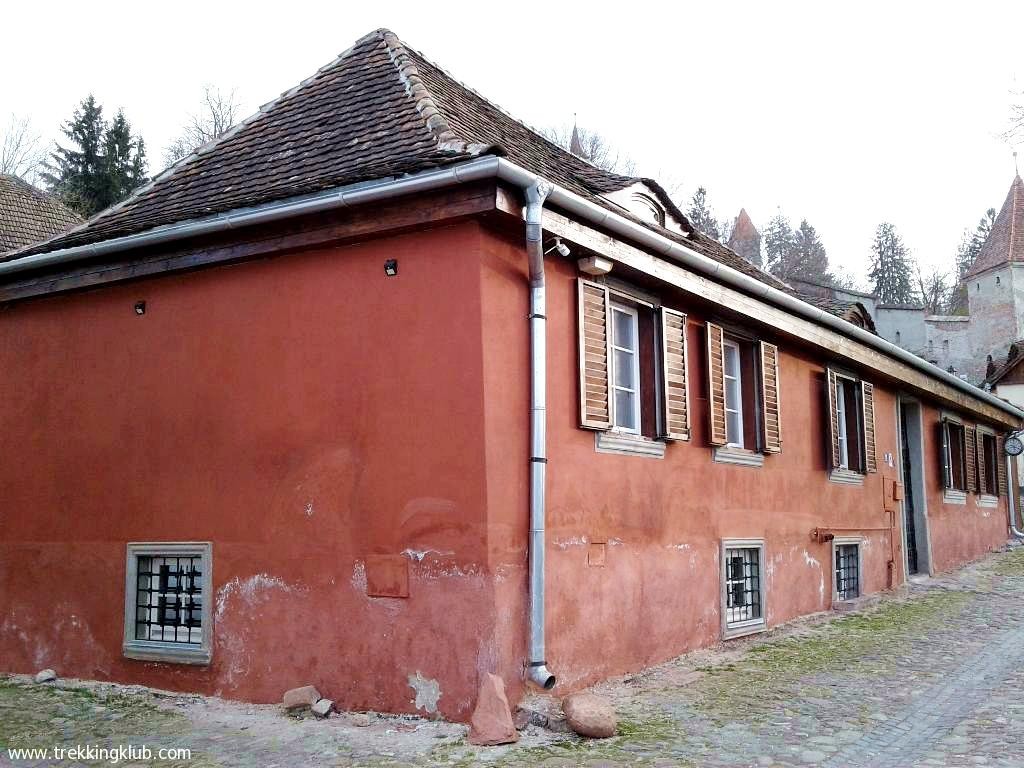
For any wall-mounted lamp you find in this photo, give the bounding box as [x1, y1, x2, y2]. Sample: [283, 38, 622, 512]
[134, 301, 146, 315]
[384, 259, 398, 277]
[577, 255, 613, 276]
[544, 238, 571, 258]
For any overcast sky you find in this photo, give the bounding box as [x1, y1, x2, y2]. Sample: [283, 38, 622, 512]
[4, 2, 1023, 286]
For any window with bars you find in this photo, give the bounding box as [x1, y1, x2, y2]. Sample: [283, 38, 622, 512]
[722, 541, 766, 637]
[834, 542, 860, 601]
[123, 543, 212, 664]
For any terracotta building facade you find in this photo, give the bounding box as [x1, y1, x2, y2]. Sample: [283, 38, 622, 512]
[1, 30, 1020, 721]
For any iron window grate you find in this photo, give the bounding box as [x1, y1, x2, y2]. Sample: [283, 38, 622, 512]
[135, 555, 203, 644]
[835, 544, 860, 600]
[725, 546, 762, 626]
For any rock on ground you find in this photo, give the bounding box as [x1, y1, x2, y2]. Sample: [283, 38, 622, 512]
[468, 673, 518, 746]
[281, 685, 320, 711]
[311, 698, 333, 718]
[33, 669, 56, 684]
[562, 692, 617, 739]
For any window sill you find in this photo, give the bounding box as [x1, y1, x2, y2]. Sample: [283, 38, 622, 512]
[595, 431, 665, 458]
[977, 494, 999, 508]
[829, 469, 864, 486]
[713, 446, 764, 467]
[943, 489, 967, 505]
[723, 619, 767, 640]
[123, 640, 211, 665]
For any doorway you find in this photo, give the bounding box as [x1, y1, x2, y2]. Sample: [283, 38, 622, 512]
[898, 399, 931, 576]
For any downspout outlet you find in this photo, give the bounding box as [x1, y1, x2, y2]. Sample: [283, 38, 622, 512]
[528, 663, 556, 690]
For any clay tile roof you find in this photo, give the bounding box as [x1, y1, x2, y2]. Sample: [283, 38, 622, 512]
[4, 29, 787, 292]
[0, 175, 81, 254]
[794, 291, 878, 334]
[964, 175, 1024, 279]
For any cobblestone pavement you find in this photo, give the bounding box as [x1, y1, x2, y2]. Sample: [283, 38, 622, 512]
[3, 546, 1024, 767]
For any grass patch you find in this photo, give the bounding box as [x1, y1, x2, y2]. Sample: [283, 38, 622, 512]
[694, 590, 969, 721]
[991, 547, 1024, 576]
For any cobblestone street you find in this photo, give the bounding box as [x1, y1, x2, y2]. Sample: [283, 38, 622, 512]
[3, 546, 1024, 767]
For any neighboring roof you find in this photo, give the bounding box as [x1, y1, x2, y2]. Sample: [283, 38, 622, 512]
[4, 29, 787, 291]
[0, 175, 81, 253]
[986, 339, 1024, 386]
[795, 292, 877, 334]
[964, 174, 1024, 279]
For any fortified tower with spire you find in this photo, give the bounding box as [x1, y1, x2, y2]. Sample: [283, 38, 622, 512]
[727, 208, 762, 267]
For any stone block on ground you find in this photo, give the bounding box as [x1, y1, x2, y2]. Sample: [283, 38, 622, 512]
[311, 698, 333, 718]
[468, 673, 518, 746]
[34, 669, 56, 684]
[562, 692, 617, 738]
[282, 685, 320, 711]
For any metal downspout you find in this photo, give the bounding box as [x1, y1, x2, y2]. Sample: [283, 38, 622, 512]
[524, 179, 556, 689]
[1007, 446, 1024, 539]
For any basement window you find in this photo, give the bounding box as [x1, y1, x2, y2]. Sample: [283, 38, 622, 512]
[721, 540, 766, 639]
[123, 542, 212, 665]
[833, 540, 861, 601]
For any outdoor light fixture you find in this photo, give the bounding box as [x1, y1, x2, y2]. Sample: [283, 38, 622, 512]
[577, 255, 613, 276]
[544, 238, 571, 258]
[134, 301, 146, 315]
[384, 259, 398, 277]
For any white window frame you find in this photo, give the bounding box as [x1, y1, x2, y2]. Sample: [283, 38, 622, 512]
[722, 338, 744, 448]
[831, 536, 863, 602]
[609, 302, 642, 434]
[941, 413, 968, 502]
[835, 378, 850, 469]
[720, 538, 767, 639]
[123, 542, 213, 665]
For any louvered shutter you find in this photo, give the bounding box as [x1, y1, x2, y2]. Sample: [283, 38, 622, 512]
[976, 430, 987, 495]
[760, 342, 782, 453]
[939, 420, 952, 490]
[659, 307, 690, 441]
[997, 436, 1008, 496]
[706, 322, 727, 446]
[861, 381, 877, 473]
[577, 279, 611, 429]
[965, 426, 978, 494]
[826, 369, 841, 470]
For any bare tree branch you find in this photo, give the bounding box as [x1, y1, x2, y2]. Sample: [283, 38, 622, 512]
[541, 123, 636, 175]
[162, 86, 241, 168]
[1, 114, 47, 185]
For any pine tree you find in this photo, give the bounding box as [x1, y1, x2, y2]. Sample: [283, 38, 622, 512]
[762, 213, 794, 278]
[869, 222, 915, 305]
[42, 96, 148, 217]
[686, 187, 721, 240]
[949, 207, 997, 314]
[784, 218, 830, 282]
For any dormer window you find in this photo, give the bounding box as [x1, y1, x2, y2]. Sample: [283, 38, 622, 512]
[630, 193, 665, 227]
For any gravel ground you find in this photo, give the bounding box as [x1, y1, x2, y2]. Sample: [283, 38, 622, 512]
[3, 545, 1024, 767]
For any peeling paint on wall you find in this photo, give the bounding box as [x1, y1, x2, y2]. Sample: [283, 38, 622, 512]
[407, 671, 441, 714]
[400, 548, 453, 562]
[351, 560, 367, 593]
[215, 574, 303, 620]
[554, 536, 588, 549]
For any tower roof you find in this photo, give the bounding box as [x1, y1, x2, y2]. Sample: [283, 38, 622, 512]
[964, 174, 1024, 278]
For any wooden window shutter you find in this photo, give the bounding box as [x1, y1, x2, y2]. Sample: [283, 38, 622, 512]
[965, 426, 978, 494]
[706, 322, 727, 446]
[826, 369, 841, 470]
[997, 436, 1008, 496]
[939, 420, 951, 490]
[659, 307, 690, 441]
[975, 430, 987, 495]
[759, 342, 782, 454]
[861, 381, 877, 473]
[577, 279, 611, 430]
